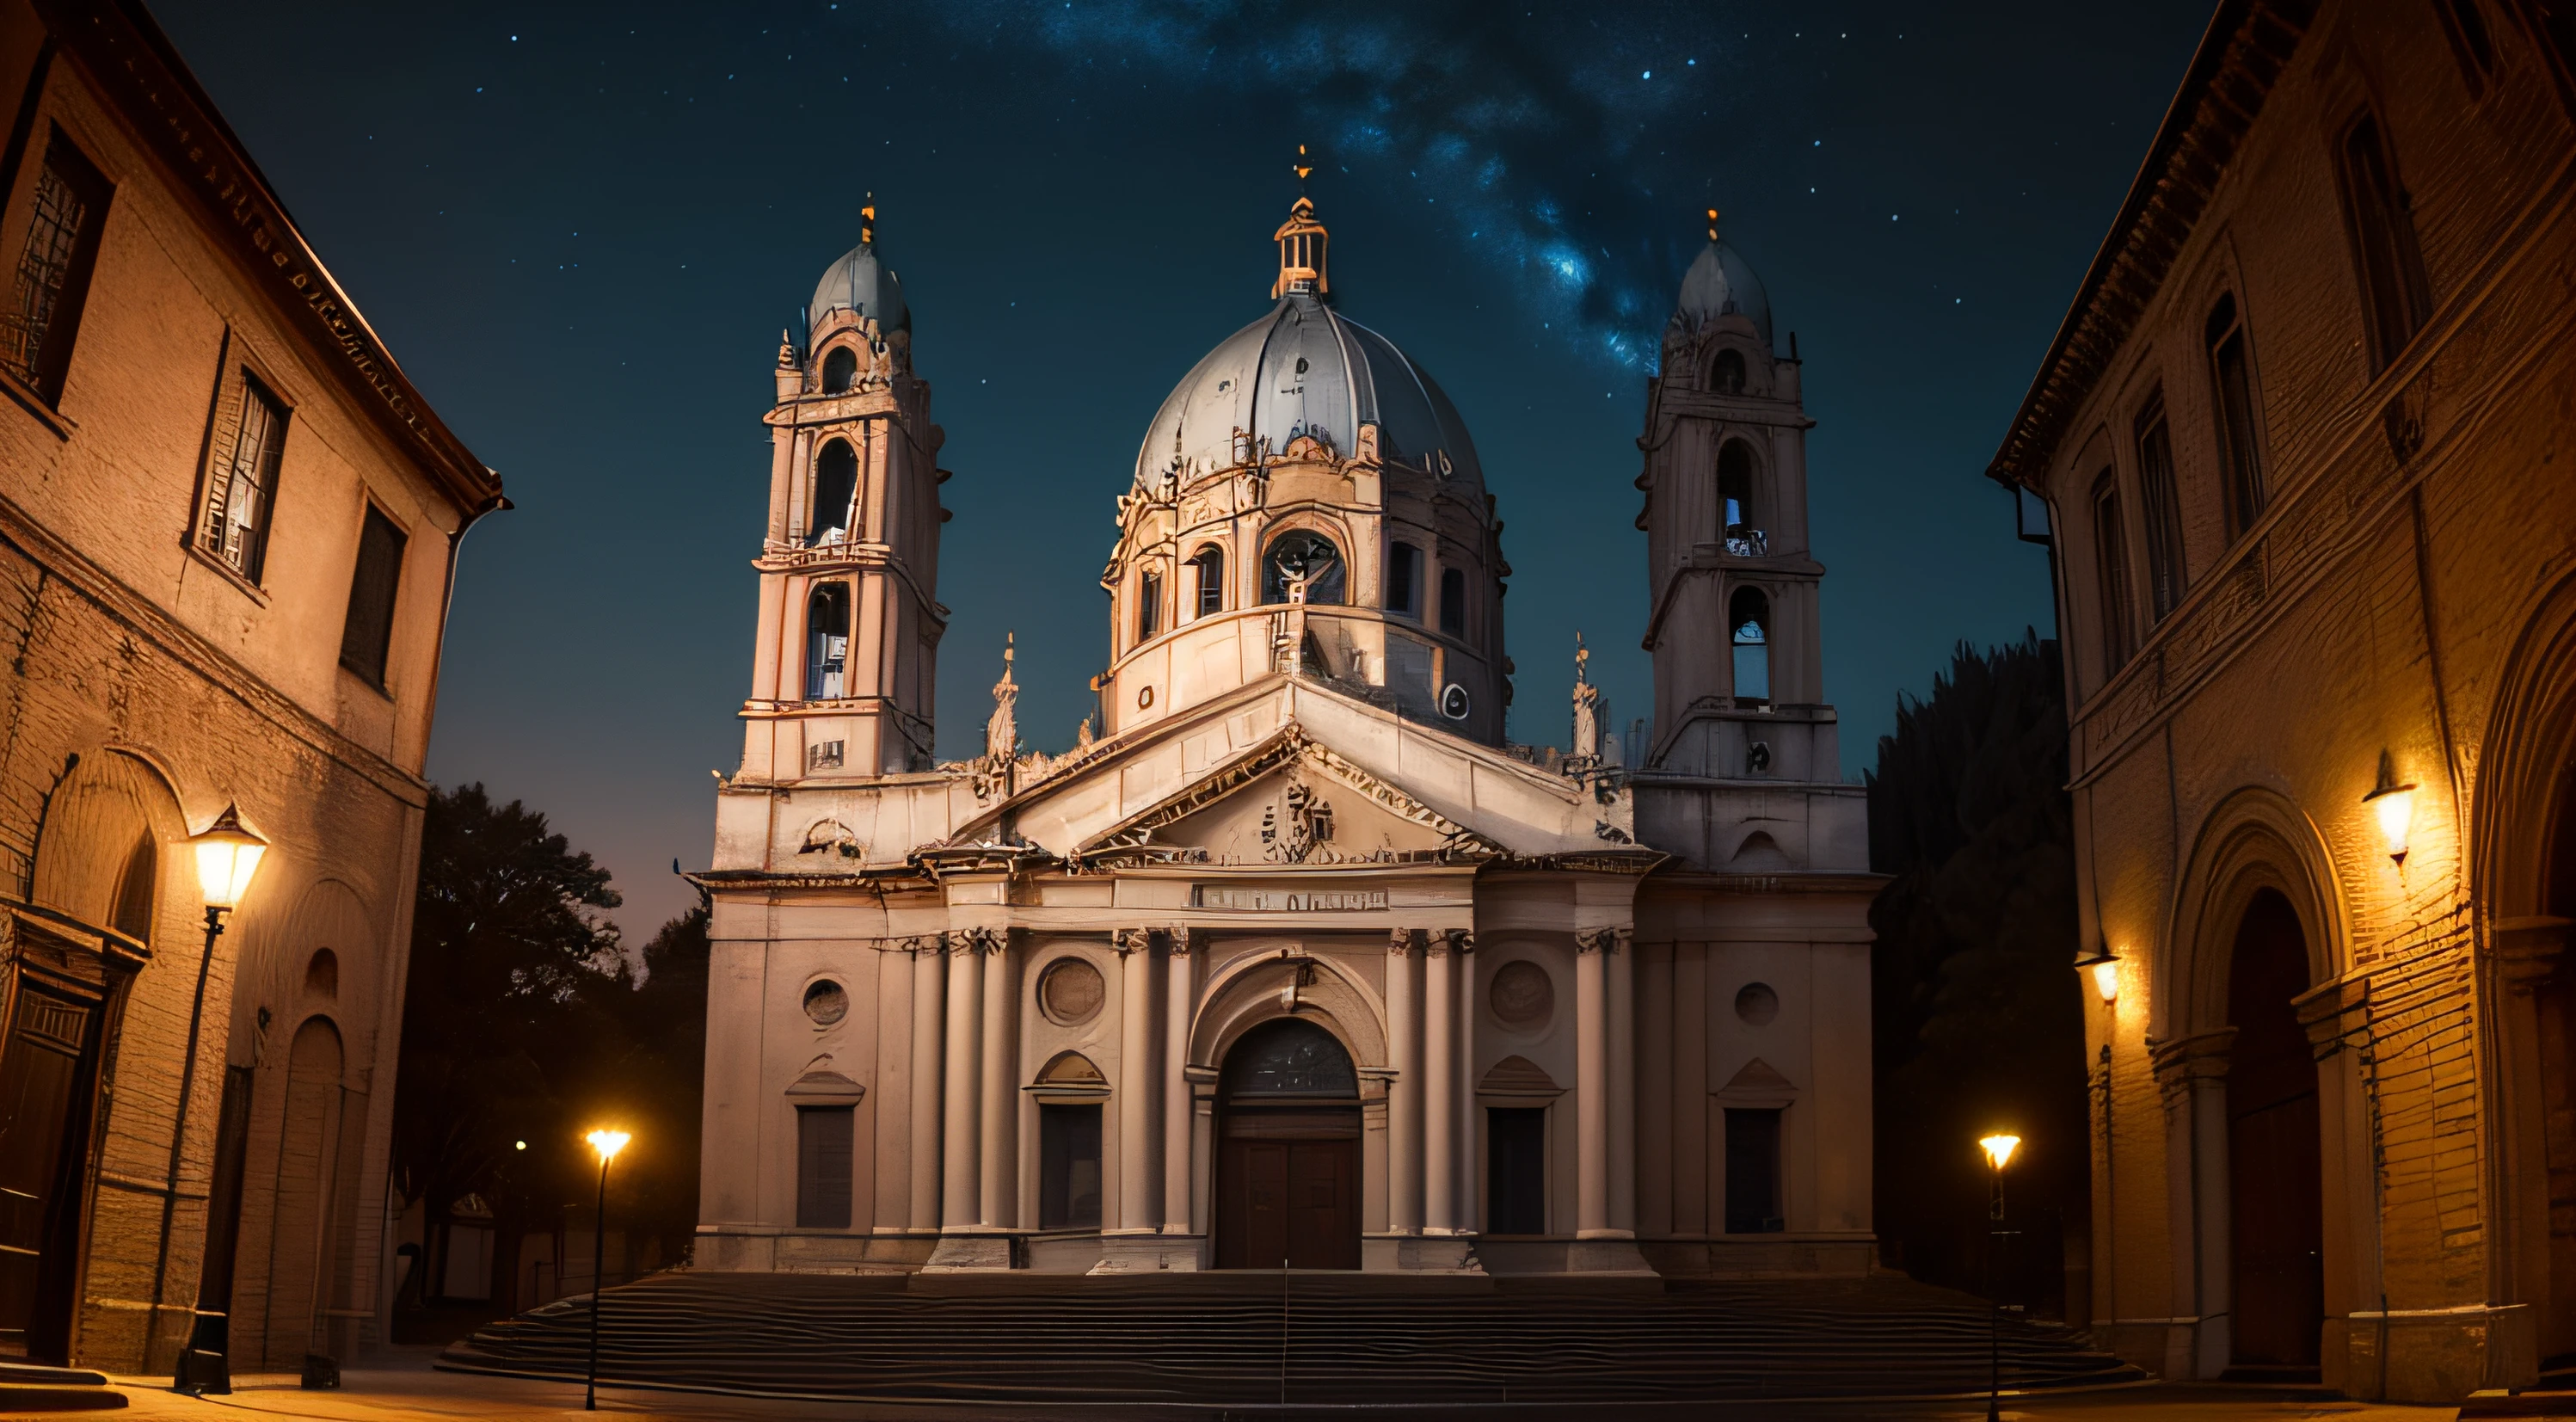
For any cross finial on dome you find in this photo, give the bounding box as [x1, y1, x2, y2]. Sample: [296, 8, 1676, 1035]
[1706, 206, 1721, 243]
[862, 192, 876, 246]
[1293, 143, 1314, 193]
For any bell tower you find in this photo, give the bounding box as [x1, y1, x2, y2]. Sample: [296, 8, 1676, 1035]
[1634, 211, 1840, 816]
[739, 204, 950, 781]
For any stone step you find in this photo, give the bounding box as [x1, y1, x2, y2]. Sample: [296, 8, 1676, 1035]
[437, 1271, 2148, 1404]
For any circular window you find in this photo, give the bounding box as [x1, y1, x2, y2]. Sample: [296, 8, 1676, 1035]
[1137, 685, 1155, 709]
[1039, 957, 1107, 1025]
[1440, 684, 1471, 720]
[1490, 960, 1555, 1031]
[803, 979, 849, 1025]
[1735, 982, 1780, 1026]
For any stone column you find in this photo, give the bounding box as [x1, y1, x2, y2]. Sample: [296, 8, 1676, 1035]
[1575, 929, 1611, 1237]
[1453, 931, 1478, 1233]
[1115, 929, 1155, 1232]
[1605, 928, 1637, 1234]
[940, 933, 982, 1229]
[1423, 934, 1457, 1234]
[977, 931, 1015, 1228]
[1386, 929, 1421, 1234]
[1163, 930, 1196, 1234]
[908, 939, 945, 1231]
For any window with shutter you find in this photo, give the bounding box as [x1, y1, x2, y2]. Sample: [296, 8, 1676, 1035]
[338, 507, 407, 689]
[202, 375, 287, 582]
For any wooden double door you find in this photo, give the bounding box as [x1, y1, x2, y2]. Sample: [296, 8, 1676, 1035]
[0, 968, 110, 1363]
[1214, 1111, 1360, 1271]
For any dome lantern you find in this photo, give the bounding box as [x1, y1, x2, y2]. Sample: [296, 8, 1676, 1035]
[1272, 146, 1329, 299]
[808, 193, 910, 338]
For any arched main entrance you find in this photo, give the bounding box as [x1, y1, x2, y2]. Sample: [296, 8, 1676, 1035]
[2227, 887, 2325, 1376]
[1214, 1018, 1361, 1270]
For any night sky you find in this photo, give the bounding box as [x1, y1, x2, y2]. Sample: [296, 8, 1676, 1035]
[154, 1, 2207, 939]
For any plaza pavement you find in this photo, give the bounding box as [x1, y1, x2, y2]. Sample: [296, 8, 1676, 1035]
[32, 1350, 2494, 1422]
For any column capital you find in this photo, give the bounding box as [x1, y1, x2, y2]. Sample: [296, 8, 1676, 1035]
[945, 926, 1008, 956]
[1387, 927, 1418, 956]
[2294, 974, 2370, 1057]
[895, 934, 943, 955]
[2491, 914, 2572, 993]
[2147, 1026, 2236, 1107]
[1575, 926, 1632, 955]
[1161, 926, 1198, 957]
[1112, 928, 1153, 955]
[1428, 929, 1474, 957]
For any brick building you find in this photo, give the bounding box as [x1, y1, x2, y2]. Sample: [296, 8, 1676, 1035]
[1988, 0, 2576, 1401]
[0, 0, 501, 1375]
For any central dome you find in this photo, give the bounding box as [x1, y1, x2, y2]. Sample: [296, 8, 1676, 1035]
[1134, 294, 1483, 488]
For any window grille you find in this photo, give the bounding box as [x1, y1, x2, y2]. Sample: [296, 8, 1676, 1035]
[1, 136, 112, 401]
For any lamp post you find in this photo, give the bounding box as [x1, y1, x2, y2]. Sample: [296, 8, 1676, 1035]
[166, 805, 267, 1394]
[582, 1129, 630, 1411]
[1978, 1133, 2021, 1422]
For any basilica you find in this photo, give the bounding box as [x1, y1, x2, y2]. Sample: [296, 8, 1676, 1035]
[691, 193, 1878, 1278]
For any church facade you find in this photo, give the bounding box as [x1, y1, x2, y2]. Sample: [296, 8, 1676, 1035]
[692, 196, 1878, 1277]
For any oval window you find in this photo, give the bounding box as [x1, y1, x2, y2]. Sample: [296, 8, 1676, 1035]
[1735, 982, 1780, 1026]
[804, 979, 850, 1025]
[1039, 957, 1107, 1025]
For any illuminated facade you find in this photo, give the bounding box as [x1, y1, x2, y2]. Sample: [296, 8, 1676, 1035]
[1990, 0, 2576, 1400]
[695, 193, 1877, 1278]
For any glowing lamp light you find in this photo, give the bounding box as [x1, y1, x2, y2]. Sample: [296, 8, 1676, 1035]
[514, 1141, 527, 1151]
[1978, 1134, 2021, 1174]
[2364, 750, 2417, 866]
[586, 1130, 631, 1164]
[187, 803, 268, 910]
[2089, 957, 2121, 1006]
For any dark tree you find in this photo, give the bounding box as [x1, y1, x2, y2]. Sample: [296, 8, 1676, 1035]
[1866, 634, 2088, 1317]
[390, 785, 621, 1307]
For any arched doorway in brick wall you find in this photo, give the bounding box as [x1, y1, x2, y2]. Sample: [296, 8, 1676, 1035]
[2225, 889, 2325, 1376]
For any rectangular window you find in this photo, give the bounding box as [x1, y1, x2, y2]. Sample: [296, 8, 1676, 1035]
[202, 374, 286, 582]
[1486, 1106, 1546, 1234]
[1, 132, 113, 403]
[1438, 566, 1465, 637]
[795, 1105, 853, 1228]
[2205, 295, 2266, 539]
[1039, 1102, 1102, 1229]
[338, 506, 407, 689]
[1136, 570, 1161, 643]
[2336, 112, 2432, 372]
[2133, 397, 2186, 622]
[1724, 1107, 1784, 1234]
[1386, 542, 1422, 619]
[2091, 473, 2135, 672]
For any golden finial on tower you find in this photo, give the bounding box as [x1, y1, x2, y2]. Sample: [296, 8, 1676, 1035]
[862, 192, 876, 246]
[1294, 143, 1314, 191]
[1274, 146, 1330, 299]
[1706, 206, 1722, 243]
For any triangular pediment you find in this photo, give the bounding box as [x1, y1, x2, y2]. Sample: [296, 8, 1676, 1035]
[1718, 1057, 1798, 1097]
[1074, 724, 1506, 869]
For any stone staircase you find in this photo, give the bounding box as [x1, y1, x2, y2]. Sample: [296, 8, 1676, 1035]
[0, 1360, 124, 1411]
[438, 1271, 2148, 1405]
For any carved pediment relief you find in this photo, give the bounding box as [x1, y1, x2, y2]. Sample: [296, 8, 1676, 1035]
[1073, 723, 1507, 870]
[1713, 1056, 1798, 1105]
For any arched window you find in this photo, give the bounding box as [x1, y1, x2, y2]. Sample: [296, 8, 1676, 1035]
[1712, 348, 1748, 395]
[805, 582, 851, 699]
[809, 440, 858, 545]
[110, 831, 155, 942]
[1189, 545, 1225, 618]
[1260, 530, 1344, 605]
[1730, 585, 1771, 703]
[821, 346, 858, 394]
[1439, 566, 1466, 637]
[1221, 1018, 1357, 1099]
[1136, 569, 1162, 643]
[1718, 440, 1763, 556]
[2205, 292, 2266, 538]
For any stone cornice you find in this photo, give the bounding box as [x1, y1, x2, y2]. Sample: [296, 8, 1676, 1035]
[1984, 0, 2312, 493]
[41, 0, 501, 517]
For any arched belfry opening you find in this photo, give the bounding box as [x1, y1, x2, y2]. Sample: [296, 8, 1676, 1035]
[2225, 886, 2325, 1376]
[1730, 585, 1771, 704]
[821, 345, 858, 394]
[805, 582, 851, 700]
[1214, 1016, 1360, 1270]
[1718, 440, 1761, 554]
[809, 439, 858, 545]
[1713, 347, 1747, 395]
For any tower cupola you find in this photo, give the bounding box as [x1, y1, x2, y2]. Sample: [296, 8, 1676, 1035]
[1271, 147, 1330, 299]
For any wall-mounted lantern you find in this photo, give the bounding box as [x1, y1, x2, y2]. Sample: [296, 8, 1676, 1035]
[2075, 947, 2122, 1006]
[2364, 750, 2417, 867]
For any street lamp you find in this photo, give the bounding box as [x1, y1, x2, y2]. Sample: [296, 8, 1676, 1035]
[582, 1129, 630, 1412]
[1978, 1133, 2021, 1422]
[2075, 948, 2120, 1007]
[169, 804, 267, 1394]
